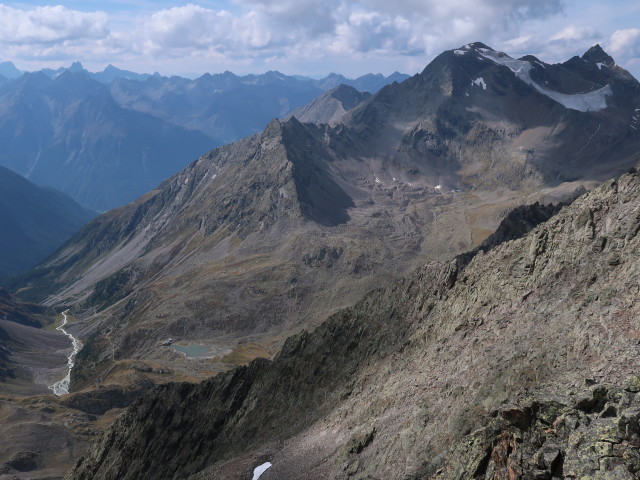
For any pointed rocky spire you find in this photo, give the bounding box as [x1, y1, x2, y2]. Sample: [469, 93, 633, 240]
[69, 61, 85, 72]
[581, 44, 615, 66]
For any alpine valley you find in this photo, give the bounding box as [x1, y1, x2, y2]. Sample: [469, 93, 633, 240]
[0, 63, 406, 211]
[1, 42, 640, 479]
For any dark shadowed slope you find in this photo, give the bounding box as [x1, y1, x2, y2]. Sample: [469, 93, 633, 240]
[0, 166, 95, 277]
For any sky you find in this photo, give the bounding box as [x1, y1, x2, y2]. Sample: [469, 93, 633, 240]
[1, 1, 639, 79]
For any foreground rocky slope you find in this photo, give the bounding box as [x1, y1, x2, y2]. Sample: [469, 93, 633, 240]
[67, 168, 640, 479]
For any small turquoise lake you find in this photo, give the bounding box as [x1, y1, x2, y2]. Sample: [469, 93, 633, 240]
[173, 344, 212, 358]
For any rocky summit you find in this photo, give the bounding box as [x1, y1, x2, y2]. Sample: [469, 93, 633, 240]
[284, 84, 371, 126]
[66, 165, 640, 479]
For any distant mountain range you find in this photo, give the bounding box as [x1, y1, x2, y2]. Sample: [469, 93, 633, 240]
[0, 61, 407, 210]
[0, 165, 95, 277]
[10, 42, 639, 395]
[0, 60, 408, 92]
[4, 42, 640, 480]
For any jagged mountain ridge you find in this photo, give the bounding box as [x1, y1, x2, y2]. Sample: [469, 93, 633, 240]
[28, 60, 407, 91]
[107, 70, 404, 145]
[66, 166, 640, 479]
[11, 42, 640, 391]
[0, 66, 404, 211]
[0, 71, 214, 211]
[0, 165, 95, 277]
[284, 84, 371, 125]
[315, 71, 410, 92]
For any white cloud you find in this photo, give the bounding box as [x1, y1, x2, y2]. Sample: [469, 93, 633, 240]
[609, 28, 640, 57]
[0, 5, 108, 45]
[550, 25, 598, 42]
[0, 0, 638, 80]
[240, 0, 339, 36]
[331, 12, 415, 54]
[0, 1, 568, 69]
[538, 24, 602, 60]
[140, 5, 234, 52]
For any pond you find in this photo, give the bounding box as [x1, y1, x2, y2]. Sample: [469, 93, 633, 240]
[172, 344, 212, 358]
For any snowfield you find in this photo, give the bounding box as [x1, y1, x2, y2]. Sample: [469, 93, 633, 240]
[478, 48, 612, 112]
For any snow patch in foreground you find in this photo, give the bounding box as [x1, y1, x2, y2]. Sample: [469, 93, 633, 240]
[252, 462, 272, 480]
[478, 48, 612, 112]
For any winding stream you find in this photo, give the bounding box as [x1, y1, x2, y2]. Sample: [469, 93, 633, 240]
[49, 310, 82, 396]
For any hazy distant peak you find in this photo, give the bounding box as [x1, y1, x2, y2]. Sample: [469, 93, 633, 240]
[0, 61, 22, 79]
[284, 83, 370, 126]
[69, 61, 85, 72]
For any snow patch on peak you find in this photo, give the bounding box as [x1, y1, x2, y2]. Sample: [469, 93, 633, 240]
[596, 62, 607, 70]
[478, 49, 612, 112]
[454, 50, 466, 55]
[472, 77, 487, 90]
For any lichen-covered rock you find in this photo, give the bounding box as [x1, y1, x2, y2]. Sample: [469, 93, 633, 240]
[435, 384, 640, 479]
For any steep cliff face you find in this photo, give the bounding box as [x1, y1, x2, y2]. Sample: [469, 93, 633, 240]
[67, 168, 640, 479]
